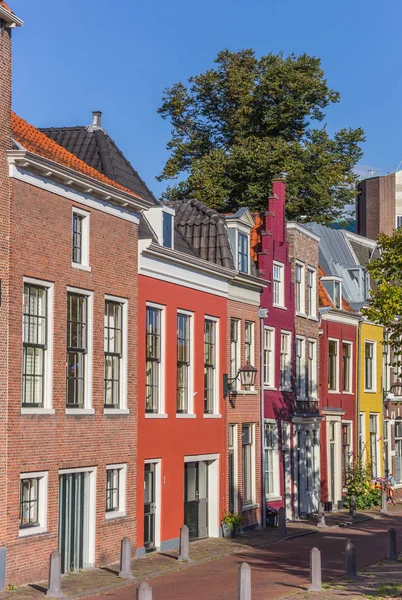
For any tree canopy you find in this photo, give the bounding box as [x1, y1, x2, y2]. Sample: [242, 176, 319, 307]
[157, 49, 365, 222]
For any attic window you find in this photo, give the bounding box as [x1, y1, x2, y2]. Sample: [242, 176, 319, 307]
[162, 212, 173, 249]
[238, 232, 249, 274]
[322, 277, 342, 310]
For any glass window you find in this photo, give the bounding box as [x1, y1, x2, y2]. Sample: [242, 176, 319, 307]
[66, 293, 87, 408]
[295, 264, 304, 314]
[333, 281, 341, 309]
[328, 340, 338, 391]
[177, 313, 190, 413]
[245, 321, 254, 364]
[342, 342, 352, 392]
[264, 422, 278, 497]
[20, 478, 39, 528]
[22, 284, 47, 407]
[273, 263, 284, 306]
[295, 337, 305, 398]
[383, 420, 390, 475]
[307, 268, 316, 317]
[280, 332, 291, 390]
[104, 301, 123, 408]
[370, 415, 378, 478]
[228, 425, 237, 512]
[365, 342, 374, 390]
[397, 216, 402, 229]
[358, 412, 365, 455]
[307, 340, 317, 398]
[204, 319, 216, 414]
[230, 319, 240, 385]
[242, 424, 254, 505]
[238, 232, 248, 274]
[146, 307, 162, 414]
[72, 213, 83, 264]
[263, 328, 275, 388]
[342, 423, 351, 485]
[106, 468, 120, 512]
[162, 212, 173, 248]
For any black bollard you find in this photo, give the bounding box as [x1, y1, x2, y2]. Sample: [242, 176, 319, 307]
[345, 538, 357, 578]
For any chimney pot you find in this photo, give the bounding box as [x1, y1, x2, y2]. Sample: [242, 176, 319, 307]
[91, 111, 102, 128]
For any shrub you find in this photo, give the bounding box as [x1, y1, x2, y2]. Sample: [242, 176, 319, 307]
[344, 454, 381, 510]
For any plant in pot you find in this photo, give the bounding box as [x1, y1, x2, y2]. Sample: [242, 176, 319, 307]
[221, 510, 243, 538]
[266, 505, 279, 528]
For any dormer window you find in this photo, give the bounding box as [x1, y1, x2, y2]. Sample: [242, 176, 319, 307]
[238, 232, 249, 274]
[162, 212, 173, 249]
[224, 208, 254, 276]
[143, 205, 175, 250]
[321, 277, 342, 310]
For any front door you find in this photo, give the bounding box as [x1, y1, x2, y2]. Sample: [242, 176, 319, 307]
[58, 473, 89, 574]
[329, 422, 336, 507]
[144, 464, 156, 552]
[184, 461, 208, 539]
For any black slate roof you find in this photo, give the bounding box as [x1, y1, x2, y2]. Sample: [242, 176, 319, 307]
[348, 238, 373, 268]
[39, 125, 157, 205]
[167, 199, 235, 269]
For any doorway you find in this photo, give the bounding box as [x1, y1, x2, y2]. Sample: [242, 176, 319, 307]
[144, 463, 156, 552]
[59, 472, 91, 574]
[184, 461, 209, 539]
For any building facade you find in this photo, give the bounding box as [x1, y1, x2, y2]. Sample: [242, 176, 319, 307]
[356, 171, 401, 240]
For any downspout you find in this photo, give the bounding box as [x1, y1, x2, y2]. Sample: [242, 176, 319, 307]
[259, 308, 268, 528]
[356, 317, 363, 458]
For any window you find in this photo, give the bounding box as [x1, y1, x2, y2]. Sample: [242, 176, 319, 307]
[307, 268, 317, 318]
[162, 211, 173, 248]
[245, 321, 254, 364]
[106, 464, 126, 518]
[238, 232, 248, 274]
[295, 337, 305, 398]
[342, 423, 352, 485]
[230, 319, 240, 389]
[177, 313, 191, 413]
[365, 342, 375, 391]
[228, 425, 237, 512]
[383, 420, 390, 475]
[322, 278, 342, 309]
[328, 340, 338, 391]
[66, 293, 87, 408]
[370, 415, 378, 478]
[397, 216, 402, 229]
[273, 262, 284, 307]
[295, 263, 305, 315]
[395, 421, 402, 483]
[342, 342, 352, 392]
[242, 424, 254, 506]
[333, 281, 341, 309]
[22, 284, 47, 407]
[104, 301, 123, 408]
[204, 319, 217, 414]
[263, 327, 275, 388]
[264, 422, 279, 498]
[358, 412, 365, 456]
[72, 208, 89, 268]
[146, 306, 162, 414]
[19, 472, 47, 537]
[280, 332, 291, 390]
[307, 339, 317, 398]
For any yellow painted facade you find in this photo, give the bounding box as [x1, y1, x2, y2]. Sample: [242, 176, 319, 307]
[358, 321, 384, 477]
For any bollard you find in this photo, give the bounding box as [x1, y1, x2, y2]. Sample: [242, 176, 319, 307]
[349, 495, 357, 522]
[46, 550, 64, 598]
[317, 501, 327, 528]
[388, 528, 398, 562]
[119, 537, 135, 579]
[381, 489, 388, 515]
[345, 539, 357, 578]
[278, 507, 287, 536]
[178, 524, 192, 562]
[238, 562, 251, 600]
[308, 547, 322, 592]
[136, 582, 152, 600]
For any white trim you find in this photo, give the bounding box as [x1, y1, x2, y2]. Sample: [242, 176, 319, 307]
[105, 463, 127, 519]
[72, 206, 90, 269]
[322, 311, 360, 326]
[184, 453, 219, 462]
[328, 338, 339, 393]
[21, 408, 55, 415]
[22, 277, 54, 410]
[364, 339, 377, 393]
[146, 302, 166, 415]
[105, 295, 128, 410]
[286, 222, 321, 242]
[279, 330, 292, 391]
[326, 417, 342, 507]
[204, 315, 220, 414]
[176, 413, 196, 419]
[19, 471, 48, 538]
[104, 408, 130, 415]
[184, 454, 220, 538]
[307, 338, 318, 399]
[241, 423, 257, 509]
[342, 340, 353, 394]
[263, 326, 275, 389]
[0, 6, 23, 27]
[307, 267, 317, 319]
[59, 466, 96, 474]
[295, 261, 306, 316]
[146, 413, 168, 419]
[177, 309, 194, 414]
[264, 419, 280, 500]
[229, 424, 238, 513]
[144, 460, 162, 549]
[273, 261, 285, 308]
[66, 408, 95, 415]
[295, 336, 306, 400]
[203, 414, 222, 418]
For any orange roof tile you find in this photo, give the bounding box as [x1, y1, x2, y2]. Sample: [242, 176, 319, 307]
[318, 266, 354, 312]
[12, 113, 143, 201]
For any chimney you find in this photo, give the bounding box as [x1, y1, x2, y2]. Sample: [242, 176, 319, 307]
[270, 177, 286, 245]
[91, 110, 102, 129]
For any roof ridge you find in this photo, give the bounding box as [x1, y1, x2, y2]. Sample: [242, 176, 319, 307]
[39, 126, 87, 132]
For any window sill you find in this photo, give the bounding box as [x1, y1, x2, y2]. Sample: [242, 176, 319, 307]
[308, 315, 318, 321]
[343, 391, 354, 395]
[240, 390, 258, 396]
[66, 408, 95, 415]
[279, 388, 292, 393]
[242, 503, 259, 513]
[21, 408, 55, 415]
[328, 390, 340, 394]
[145, 413, 168, 419]
[203, 414, 222, 419]
[104, 408, 130, 415]
[296, 312, 307, 319]
[364, 390, 377, 394]
[105, 511, 126, 521]
[72, 262, 91, 272]
[273, 304, 287, 311]
[264, 386, 277, 391]
[266, 495, 282, 502]
[176, 413, 196, 419]
[19, 526, 48, 538]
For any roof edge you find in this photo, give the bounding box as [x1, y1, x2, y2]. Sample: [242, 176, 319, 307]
[0, 5, 23, 26]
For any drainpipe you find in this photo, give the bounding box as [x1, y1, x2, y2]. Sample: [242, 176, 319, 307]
[259, 308, 268, 528]
[356, 317, 363, 458]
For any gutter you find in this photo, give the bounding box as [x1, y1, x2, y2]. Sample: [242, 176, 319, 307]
[259, 308, 268, 528]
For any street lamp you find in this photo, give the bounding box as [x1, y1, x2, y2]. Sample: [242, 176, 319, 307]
[223, 361, 258, 398]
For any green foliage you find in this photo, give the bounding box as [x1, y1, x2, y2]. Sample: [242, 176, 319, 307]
[221, 510, 243, 530]
[344, 454, 381, 510]
[158, 49, 365, 222]
[363, 229, 402, 370]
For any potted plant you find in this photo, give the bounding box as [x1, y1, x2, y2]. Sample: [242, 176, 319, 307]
[266, 505, 279, 528]
[221, 510, 243, 538]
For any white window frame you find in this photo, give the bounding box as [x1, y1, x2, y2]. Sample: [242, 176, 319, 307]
[21, 277, 55, 415]
[342, 341, 353, 394]
[307, 267, 317, 318]
[369, 414, 379, 478]
[244, 321, 255, 391]
[203, 315, 220, 417]
[397, 215, 402, 230]
[176, 309, 195, 417]
[364, 340, 376, 392]
[228, 424, 238, 513]
[279, 331, 291, 391]
[263, 327, 275, 389]
[307, 338, 317, 399]
[19, 471, 48, 537]
[104, 295, 128, 414]
[295, 262, 306, 316]
[66, 286, 94, 415]
[230, 318, 241, 392]
[72, 206, 90, 271]
[359, 412, 366, 458]
[295, 336, 306, 399]
[264, 419, 280, 500]
[273, 261, 285, 308]
[328, 338, 339, 393]
[145, 302, 166, 418]
[105, 463, 127, 519]
[242, 423, 256, 509]
[237, 231, 250, 275]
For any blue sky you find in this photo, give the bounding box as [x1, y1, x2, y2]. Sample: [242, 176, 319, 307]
[11, 0, 402, 199]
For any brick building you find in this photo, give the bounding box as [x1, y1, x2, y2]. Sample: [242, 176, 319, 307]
[356, 171, 401, 240]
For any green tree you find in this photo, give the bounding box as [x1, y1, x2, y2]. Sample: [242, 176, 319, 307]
[363, 229, 402, 366]
[157, 49, 365, 221]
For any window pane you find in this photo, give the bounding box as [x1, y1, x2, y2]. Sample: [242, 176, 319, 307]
[177, 314, 190, 412]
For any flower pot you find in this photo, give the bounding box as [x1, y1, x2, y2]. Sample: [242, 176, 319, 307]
[222, 522, 234, 538]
